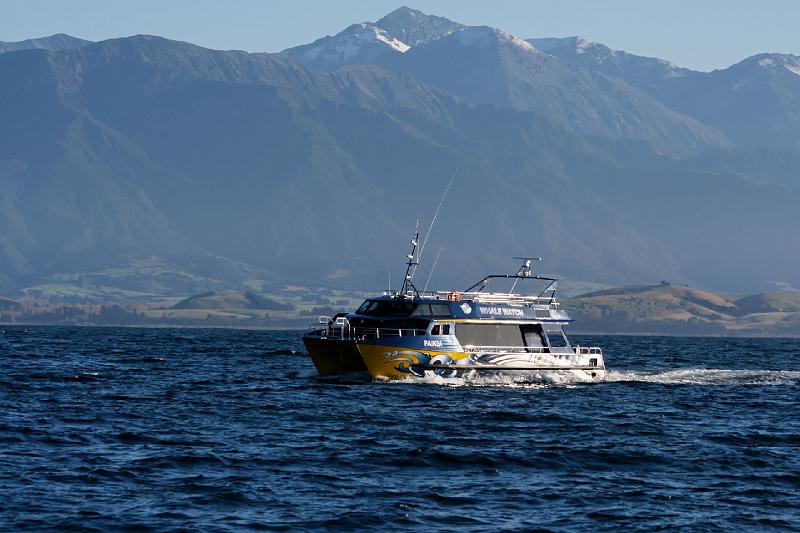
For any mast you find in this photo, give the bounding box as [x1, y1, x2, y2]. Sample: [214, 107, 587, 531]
[399, 220, 420, 298]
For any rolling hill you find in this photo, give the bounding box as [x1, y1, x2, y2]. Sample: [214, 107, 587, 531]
[172, 291, 292, 311]
[565, 284, 800, 336]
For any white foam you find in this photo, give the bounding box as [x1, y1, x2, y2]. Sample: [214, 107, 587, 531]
[380, 369, 595, 388]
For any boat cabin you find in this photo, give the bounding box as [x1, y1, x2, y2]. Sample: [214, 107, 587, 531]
[334, 294, 574, 354]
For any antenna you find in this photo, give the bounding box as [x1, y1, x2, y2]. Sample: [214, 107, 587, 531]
[414, 165, 459, 280]
[510, 256, 541, 293]
[422, 243, 445, 292]
[513, 256, 541, 277]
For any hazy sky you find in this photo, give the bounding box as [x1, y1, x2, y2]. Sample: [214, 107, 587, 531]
[2, 0, 798, 71]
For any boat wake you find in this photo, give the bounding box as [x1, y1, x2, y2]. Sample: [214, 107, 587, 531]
[383, 368, 800, 387]
[605, 368, 800, 386]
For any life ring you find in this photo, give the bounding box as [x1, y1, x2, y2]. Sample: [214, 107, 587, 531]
[447, 291, 462, 302]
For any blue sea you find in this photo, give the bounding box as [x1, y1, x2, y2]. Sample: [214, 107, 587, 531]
[1, 327, 799, 531]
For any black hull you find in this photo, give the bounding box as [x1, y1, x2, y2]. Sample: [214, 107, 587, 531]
[302, 337, 370, 378]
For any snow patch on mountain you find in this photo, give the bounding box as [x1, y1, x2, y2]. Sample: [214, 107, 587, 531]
[374, 29, 410, 53]
[574, 36, 592, 54]
[528, 35, 687, 83]
[529, 36, 601, 56]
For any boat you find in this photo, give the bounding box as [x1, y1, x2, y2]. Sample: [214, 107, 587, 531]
[302, 227, 605, 382]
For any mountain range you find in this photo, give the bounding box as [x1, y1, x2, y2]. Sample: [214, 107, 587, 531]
[0, 6, 798, 300]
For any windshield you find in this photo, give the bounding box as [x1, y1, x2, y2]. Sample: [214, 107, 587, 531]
[356, 299, 417, 317]
[355, 300, 451, 317]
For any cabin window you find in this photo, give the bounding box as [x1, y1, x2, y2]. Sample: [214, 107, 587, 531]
[430, 324, 451, 336]
[411, 303, 450, 316]
[455, 323, 524, 347]
[545, 329, 568, 348]
[432, 304, 450, 316]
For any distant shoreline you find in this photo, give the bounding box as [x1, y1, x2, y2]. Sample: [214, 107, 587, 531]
[3, 283, 800, 338]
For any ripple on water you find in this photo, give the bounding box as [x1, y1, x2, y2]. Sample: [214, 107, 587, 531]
[1, 328, 799, 531]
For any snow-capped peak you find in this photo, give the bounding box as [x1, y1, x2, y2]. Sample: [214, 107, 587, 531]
[376, 6, 464, 46]
[282, 22, 409, 70]
[454, 26, 537, 52]
[282, 7, 465, 70]
[528, 36, 595, 54]
[749, 53, 800, 77]
[321, 23, 409, 58]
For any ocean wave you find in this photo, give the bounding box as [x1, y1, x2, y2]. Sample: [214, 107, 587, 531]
[4, 326, 800, 532]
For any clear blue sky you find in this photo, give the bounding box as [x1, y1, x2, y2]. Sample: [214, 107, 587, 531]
[2, 0, 798, 71]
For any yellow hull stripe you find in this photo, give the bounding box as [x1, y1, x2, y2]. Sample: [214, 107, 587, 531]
[357, 344, 470, 379]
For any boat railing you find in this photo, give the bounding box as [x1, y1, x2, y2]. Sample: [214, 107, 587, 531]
[462, 345, 550, 354]
[574, 346, 603, 356]
[462, 345, 604, 356]
[452, 292, 560, 307]
[305, 323, 427, 341]
[382, 290, 561, 307]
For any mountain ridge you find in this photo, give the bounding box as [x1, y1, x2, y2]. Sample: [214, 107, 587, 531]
[282, 6, 464, 71]
[374, 25, 730, 155]
[0, 33, 92, 54]
[530, 36, 800, 147]
[1, 8, 799, 299]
